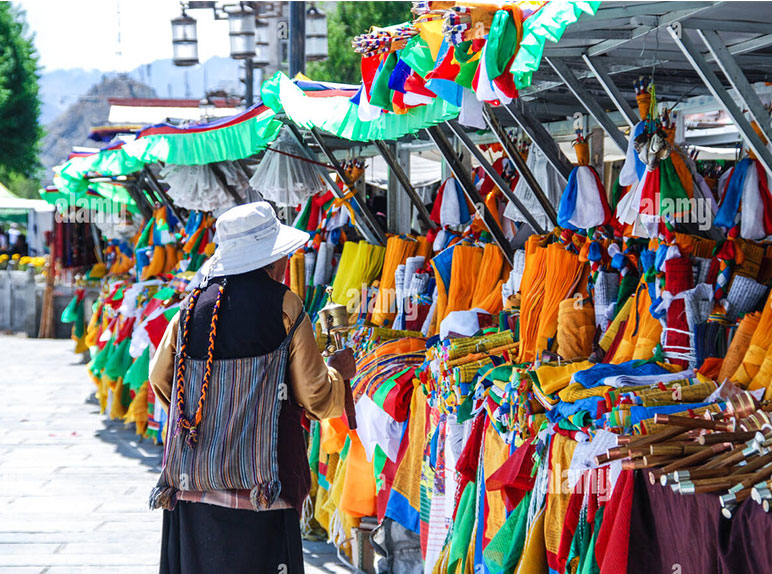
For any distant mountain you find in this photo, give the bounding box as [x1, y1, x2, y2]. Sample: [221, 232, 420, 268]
[39, 56, 243, 127]
[38, 56, 246, 182]
[40, 75, 157, 182]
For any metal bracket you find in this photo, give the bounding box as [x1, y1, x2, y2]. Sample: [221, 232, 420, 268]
[698, 30, 772, 147]
[546, 57, 629, 154]
[372, 139, 437, 231]
[425, 126, 514, 264]
[504, 100, 574, 180]
[446, 119, 546, 234]
[287, 123, 386, 245]
[582, 55, 639, 129]
[668, 26, 772, 179]
[482, 104, 559, 227]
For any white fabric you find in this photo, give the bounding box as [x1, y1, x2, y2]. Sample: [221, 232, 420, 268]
[313, 241, 334, 286]
[439, 179, 463, 227]
[357, 84, 383, 122]
[568, 166, 606, 228]
[459, 87, 485, 129]
[440, 308, 490, 339]
[619, 122, 643, 188]
[740, 163, 765, 240]
[353, 393, 404, 462]
[588, 368, 696, 389]
[206, 201, 309, 278]
[503, 145, 566, 230]
[249, 128, 328, 206]
[161, 162, 246, 212]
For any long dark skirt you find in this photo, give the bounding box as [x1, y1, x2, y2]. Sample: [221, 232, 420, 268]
[160, 502, 305, 574]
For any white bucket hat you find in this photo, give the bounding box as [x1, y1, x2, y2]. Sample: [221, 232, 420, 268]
[204, 201, 309, 278]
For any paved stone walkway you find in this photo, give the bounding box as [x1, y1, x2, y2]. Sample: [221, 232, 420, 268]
[0, 334, 348, 573]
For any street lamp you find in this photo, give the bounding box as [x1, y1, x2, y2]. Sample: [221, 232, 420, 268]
[305, 4, 328, 62]
[253, 18, 270, 68]
[171, 12, 199, 66]
[228, 7, 256, 60]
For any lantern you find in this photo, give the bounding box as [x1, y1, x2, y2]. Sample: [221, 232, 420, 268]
[253, 18, 270, 67]
[228, 8, 256, 60]
[305, 4, 327, 61]
[171, 13, 199, 67]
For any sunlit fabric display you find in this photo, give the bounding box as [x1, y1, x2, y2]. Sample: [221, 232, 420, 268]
[161, 161, 248, 212]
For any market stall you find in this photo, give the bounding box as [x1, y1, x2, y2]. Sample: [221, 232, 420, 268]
[48, 1, 772, 573]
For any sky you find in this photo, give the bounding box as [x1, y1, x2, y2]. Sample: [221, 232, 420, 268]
[15, 0, 232, 72]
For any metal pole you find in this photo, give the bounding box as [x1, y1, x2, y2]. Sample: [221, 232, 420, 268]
[285, 122, 385, 245]
[425, 126, 514, 264]
[244, 58, 254, 106]
[546, 57, 629, 154]
[288, 1, 306, 77]
[504, 100, 574, 180]
[698, 30, 772, 147]
[208, 164, 245, 206]
[143, 167, 188, 226]
[482, 105, 559, 227]
[667, 25, 772, 179]
[445, 120, 546, 234]
[581, 55, 639, 129]
[126, 173, 153, 220]
[373, 139, 437, 231]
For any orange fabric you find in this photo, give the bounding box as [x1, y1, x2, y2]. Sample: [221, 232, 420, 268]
[517, 237, 548, 363]
[472, 244, 506, 310]
[535, 244, 584, 355]
[719, 312, 759, 383]
[321, 417, 349, 455]
[339, 432, 377, 518]
[445, 245, 484, 318]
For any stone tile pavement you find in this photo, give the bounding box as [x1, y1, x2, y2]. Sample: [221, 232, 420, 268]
[0, 334, 349, 574]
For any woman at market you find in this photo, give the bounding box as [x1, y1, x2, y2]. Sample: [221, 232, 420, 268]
[148, 201, 356, 574]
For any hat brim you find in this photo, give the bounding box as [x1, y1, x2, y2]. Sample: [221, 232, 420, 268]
[206, 223, 309, 278]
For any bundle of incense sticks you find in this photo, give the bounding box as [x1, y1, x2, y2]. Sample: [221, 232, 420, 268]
[594, 402, 772, 518]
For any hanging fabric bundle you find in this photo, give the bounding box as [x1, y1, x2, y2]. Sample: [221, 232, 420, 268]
[557, 138, 611, 230]
[372, 236, 419, 327]
[517, 237, 548, 363]
[713, 149, 772, 240]
[733, 290, 772, 386]
[161, 162, 246, 212]
[535, 243, 584, 355]
[504, 145, 566, 232]
[249, 126, 328, 206]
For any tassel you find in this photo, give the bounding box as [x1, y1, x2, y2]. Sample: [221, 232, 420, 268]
[249, 480, 282, 510]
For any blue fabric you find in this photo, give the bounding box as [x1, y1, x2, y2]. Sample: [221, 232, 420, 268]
[432, 244, 456, 292]
[548, 396, 606, 422]
[633, 121, 647, 180]
[629, 402, 717, 426]
[384, 490, 421, 534]
[557, 167, 580, 230]
[715, 158, 752, 229]
[349, 83, 363, 105]
[572, 360, 668, 389]
[388, 58, 412, 94]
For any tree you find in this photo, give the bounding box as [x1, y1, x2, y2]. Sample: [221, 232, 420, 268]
[307, 2, 412, 85]
[0, 4, 41, 180]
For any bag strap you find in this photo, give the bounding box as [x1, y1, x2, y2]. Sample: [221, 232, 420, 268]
[280, 309, 307, 350]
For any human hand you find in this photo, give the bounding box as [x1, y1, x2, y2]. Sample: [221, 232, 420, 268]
[327, 348, 356, 380]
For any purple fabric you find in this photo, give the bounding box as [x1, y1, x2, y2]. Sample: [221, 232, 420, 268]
[627, 470, 772, 574]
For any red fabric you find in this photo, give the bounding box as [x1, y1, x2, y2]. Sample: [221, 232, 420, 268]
[603, 319, 628, 363]
[404, 71, 437, 98]
[430, 180, 446, 225]
[382, 368, 417, 422]
[491, 55, 518, 99]
[590, 166, 613, 225]
[115, 317, 136, 344]
[556, 487, 584, 573]
[145, 313, 171, 348]
[308, 190, 334, 231]
[595, 469, 634, 574]
[486, 437, 536, 512]
[665, 257, 693, 368]
[361, 54, 382, 95]
[454, 412, 486, 516]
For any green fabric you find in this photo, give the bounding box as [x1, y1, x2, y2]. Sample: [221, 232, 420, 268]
[103, 337, 133, 381]
[153, 286, 176, 301]
[578, 505, 604, 574]
[56, 147, 145, 183]
[124, 347, 151, 392]
[373, 445, 388, 492]
[448, 481, 477, 574]
[369, 52, 398, 112]
[486, 10, 518, 80]
[61, 295, 85, 338]
[261, 71, 459, 143]
[483, 490, 532, 574]
[455, 43, 480, 89]
[658, 157, 690, 218]
[123, 107, 281, 166]
[400, 35, 435, 77]
[89, 336, 116, 379]
[511, 1, 600, 89]
[308, 420, 321, 479]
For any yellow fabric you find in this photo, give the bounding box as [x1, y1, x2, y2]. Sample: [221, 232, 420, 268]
[372, 236, 419, 326]
[390, 388, 427, 513]
[736, 292, 772, 386]
[518, 238, 548, 362]
[73, 330, 89, 354]
[556, 298, 595, 360]
[124, 380, 149, 435]
[612, 281, 661, 363]
[97, 374, 111, 413]
[536, 360, 594, 395]
[289, 252, 305, 301]
[515, 508, 548, 574]
[535, 244, 584, 355]
[445, 244, 484, 318]
[599, 297, 633, 352]
[109, 377, 128, 420]
[331, 241, 386, 307]
[472, 244, 505, 308]
[558, 382, 610, 403]
[544, 433, 577, 557]
[484, 423, 509, 543]
[416, 18, 445, 60]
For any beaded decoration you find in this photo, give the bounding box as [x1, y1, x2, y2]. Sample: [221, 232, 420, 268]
[174, 279, 227, 447]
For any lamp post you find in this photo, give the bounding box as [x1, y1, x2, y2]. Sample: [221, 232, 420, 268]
[288, 1, 306, 77]
[228, 7, 256, 106]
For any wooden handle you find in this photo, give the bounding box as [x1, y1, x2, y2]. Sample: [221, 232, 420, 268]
[655, 414, 734, 432]
[343, 379, 357, 430]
